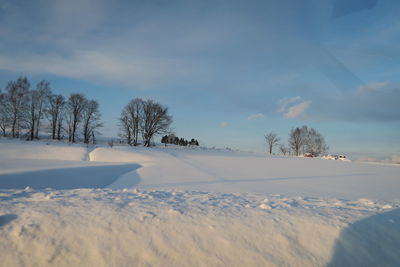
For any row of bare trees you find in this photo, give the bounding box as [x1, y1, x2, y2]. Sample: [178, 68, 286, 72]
[265, 126, 328, 156]
[119, 98, 172, 147]
[0, 76, 102, 143]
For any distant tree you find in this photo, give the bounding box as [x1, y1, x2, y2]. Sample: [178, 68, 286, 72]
[27, 89, 40, 140]
[304, 128, 328, 156]
[5, 77, 30, 138]
[289, 127, 303, 156]
[34, 80, 51, 139]
[119, 98, 143, 146]
[119, 108, 132, 145]
[141, 100, 172, 147]
[56, 105, 65, 140]
[161, 135, 168, 146]
[189, 138, 199, 146]
[0, 91, 9, 136]
[127, 98, 143, 146]
[174, 136, 179, 145]
[289, 126, 328, 156]
[47, 94, 66, 140]
[179, 137, 188, 146]
[82, 99, 102, 144]
[67, 93, 87, 143]
[167, 134, 176, 144]
[279, 144, 289, 156]
[265, 132, 280, 154]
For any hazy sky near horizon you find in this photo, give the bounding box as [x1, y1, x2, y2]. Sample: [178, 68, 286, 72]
[0, 0, 399, 159]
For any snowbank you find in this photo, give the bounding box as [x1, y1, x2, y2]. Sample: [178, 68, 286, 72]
[1, 188, 398, 267]
[0, 141, 399, 266]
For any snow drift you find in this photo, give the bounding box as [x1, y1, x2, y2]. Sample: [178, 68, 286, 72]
[0, 141, 399, 266]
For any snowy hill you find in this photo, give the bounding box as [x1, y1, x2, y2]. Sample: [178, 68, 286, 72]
[0, 141, 399, 266]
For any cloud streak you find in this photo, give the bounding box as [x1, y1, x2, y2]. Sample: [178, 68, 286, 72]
[247, 113, 265, 120]
[285, 100, 312, 119]
[277, 97, 312, 119]
[357, 81, 389, 94]
[219, 121, 229, 128]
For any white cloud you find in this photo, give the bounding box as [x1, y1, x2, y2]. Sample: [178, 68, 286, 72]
[357, 81, 389, 94]
[277, 97, 312, 119]
[277, 96, 302, 113]
[219, 121, 230, 128]
[247, 113, 265, 120]
[0, 51, 193, 87]
[284, 100, 312, 118]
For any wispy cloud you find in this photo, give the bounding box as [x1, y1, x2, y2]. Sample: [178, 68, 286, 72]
[219, 121, 230, 128]
[357, 81, 389, 94]
[0, 51, 195, 87]
[277, 97, 312, 119]
[311, 83, 400, 122]
[247, 113, 265, 120]
[285, 100, 312, 118]
[277, 96, 302, 113]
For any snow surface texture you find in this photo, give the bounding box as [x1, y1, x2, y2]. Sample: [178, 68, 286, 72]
[0, 141, 399, 266]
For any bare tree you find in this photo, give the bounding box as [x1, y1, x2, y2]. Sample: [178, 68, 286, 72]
[47, 94, 65, 140]
[0, 91, 9, 136]
[289, 127, 303, 156]
[265, 132, 280, 154]
[289, 126, 328, 156]
[34, 80, 51, 139]
[305, 128, 328, 156]
[119, 108, 132, 145]
[82, 99, 103, 144]
[141, 100, 172, 147]
[27, 89, 40, 140]
[128, 98, 143, 146]
[67, 94, 87, 143]
[118, 98, 145, 146]
[5, 77, 30, 138]
[56, 108, 65, 140]
[279, 144, 289, 156]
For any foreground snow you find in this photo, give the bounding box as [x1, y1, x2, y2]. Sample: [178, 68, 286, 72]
[0, 140, 399, 266]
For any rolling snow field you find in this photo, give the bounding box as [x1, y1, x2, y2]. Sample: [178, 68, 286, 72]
[0, 140, 399, 266]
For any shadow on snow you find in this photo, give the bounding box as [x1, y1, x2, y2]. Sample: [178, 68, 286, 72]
[0, 164, 141, 190]
[0, 214, 17, 228]
[328, 208, 400, 267]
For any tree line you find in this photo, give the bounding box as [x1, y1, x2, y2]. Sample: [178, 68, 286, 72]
[161, 134, 199, 147]
[265, 126, 329, 157]
[0, 76, 102, 143]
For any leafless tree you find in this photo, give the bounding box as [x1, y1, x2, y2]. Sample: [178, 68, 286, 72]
[56, 107, 65, 140]
[34, 80, 51, 139]
[119, 98, 145, 146]
[126, 98, 143, 146]
[265, 132, 280, 154]
[279, 144, 289, 156]
[141, 100, 172, 147]
[27, 89, 40, 140]
[289, 127, 303, 156]
[289, 126, 328, 156]
[5, 77, 30, 138]
[0, 91, 9, 136]
[67, 94, 87, 143]
[119, 108, 132, 145]
[305, 128, 328, 156]
[47, 94, 66, 140]
[82, 99, 103, 144]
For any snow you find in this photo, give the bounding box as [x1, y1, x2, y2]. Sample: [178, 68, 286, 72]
[0, 141, 399, 266]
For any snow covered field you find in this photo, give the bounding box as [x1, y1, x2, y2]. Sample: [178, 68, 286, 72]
[0, 140, 399, 266]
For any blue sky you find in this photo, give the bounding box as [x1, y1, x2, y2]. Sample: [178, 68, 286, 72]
[0, 0, 399, 159]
